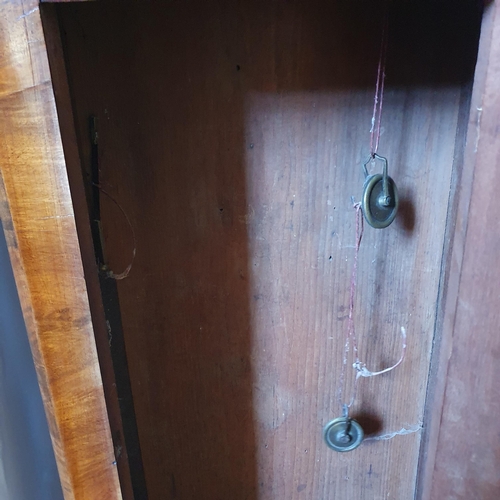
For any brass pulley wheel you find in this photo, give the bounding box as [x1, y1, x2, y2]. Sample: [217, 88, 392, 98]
[361, 154, 398, 229]
[323, 417, 364, 452]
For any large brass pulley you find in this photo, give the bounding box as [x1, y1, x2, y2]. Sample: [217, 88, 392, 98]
[361, 154, 398, 229]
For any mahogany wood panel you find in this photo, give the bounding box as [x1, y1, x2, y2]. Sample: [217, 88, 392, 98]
[56, 1, 479, 498]
[0, 1, 120, 499]
[426, 3, 500, 499]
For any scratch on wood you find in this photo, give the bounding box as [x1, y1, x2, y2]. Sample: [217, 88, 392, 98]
[475, 107, 483, 153]
[17, 6, 39, 20]
[35, 214, 73, 221]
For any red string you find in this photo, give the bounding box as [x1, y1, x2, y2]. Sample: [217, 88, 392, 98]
[369, 18, 389, 158]
[348, 203, 364, 363]
[335, 10, 406, 420]
[338, 202, 364, 414]
[337, 203, 406, 417]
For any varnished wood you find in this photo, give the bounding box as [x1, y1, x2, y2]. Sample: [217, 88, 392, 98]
[40, 4, 136, 498]
[0, 1, 121, 499]
[425, 3, 500, 498]
[56, 1, 480, 498]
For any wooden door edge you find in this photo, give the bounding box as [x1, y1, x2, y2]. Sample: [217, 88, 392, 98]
[0, 1, 122, 498]
[40, 3, 139, 498]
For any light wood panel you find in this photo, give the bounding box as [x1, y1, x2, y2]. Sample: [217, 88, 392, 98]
[56, 1, 479, 498]
[425, 3, 500, 498]
[0, 1, 120, 499]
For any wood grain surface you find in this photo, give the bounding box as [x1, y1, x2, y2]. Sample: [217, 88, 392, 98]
[425, 3, 500, 499]
[0, 1, 121, 499]
[41, 4, 138, 498]
[56, 1, 480, 498]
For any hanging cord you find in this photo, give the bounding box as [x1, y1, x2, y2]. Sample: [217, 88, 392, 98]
[335, 2, 405, 424]
[337, 201, 364, 417]
[369, 17, 389, 158]
[93, 183, 137, 280]
[337, 203, 406, 418]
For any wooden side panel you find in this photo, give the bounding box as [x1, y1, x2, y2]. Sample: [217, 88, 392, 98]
[0, 1, 120, 499]
[57, 1, 479, 499]
[427, 3, 500, 499]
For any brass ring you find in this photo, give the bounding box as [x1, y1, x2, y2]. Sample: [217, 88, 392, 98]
[323, 417, 364, 452]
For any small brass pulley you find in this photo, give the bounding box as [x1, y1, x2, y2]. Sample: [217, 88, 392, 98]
[362, 154, 398, 229]
[323, 417, 364, 452]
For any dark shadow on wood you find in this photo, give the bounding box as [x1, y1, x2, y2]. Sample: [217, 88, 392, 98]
[396, 188, 416, 234]
[352, 410, 383, 438]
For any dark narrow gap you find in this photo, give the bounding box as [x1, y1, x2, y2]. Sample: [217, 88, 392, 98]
[88, 116, 149, 500]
